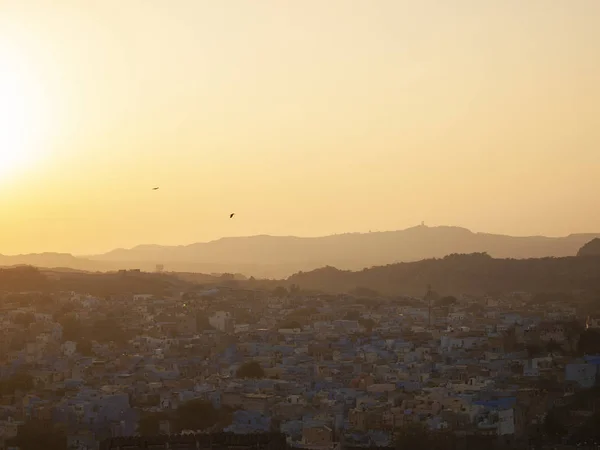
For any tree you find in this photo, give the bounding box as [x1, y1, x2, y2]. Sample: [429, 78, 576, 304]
[278, 320, 302, 330]
[358, 317, 376, 332]
[273, 286, 288, 298]
[344, 310, 361, 320]
[526, 343, 544, 358]
[196, 312, 213, 331]
[545, 339, 562, 354]
[466, 303, 484, 314]
[578, 329, 600, 355]
[138, 411, 169, 436]
[351, 286, 380, 298]
[173, 399, 227, 432]
[0, 373, 34, 395]
[233, 308, 257, 325]
[502, 326, 520, 353]
[562, 320, 584, 353]
[394, 423, 456, 450]
[14, 312, 35, 327]
[90, 316, 130, 344]
[286, 307, 317, 318]
[437, 296, 458, 307]
[77, 338, 94, 356]
[7, 420, 66, 450]
[543, 409, 567, 439]
[572, 410, 600, 443]
[58, 313, 81, 342]
[236, 361, 265, 379]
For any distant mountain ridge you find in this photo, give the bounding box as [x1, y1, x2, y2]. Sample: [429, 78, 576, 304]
[2, 226, 599, 278]
[0, 252, 109, 272]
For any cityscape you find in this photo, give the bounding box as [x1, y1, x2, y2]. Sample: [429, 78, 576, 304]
[2, 244, 600, 449]
[2, 1, 600, 449]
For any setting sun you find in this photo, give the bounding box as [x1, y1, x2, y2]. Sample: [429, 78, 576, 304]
[0, 43, 51, 182]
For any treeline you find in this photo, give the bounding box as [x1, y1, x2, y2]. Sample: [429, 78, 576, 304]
[0, 266, 190, 296]
[5, 253, 600, 299]
[285, 253, 600, 296]
[0, 266, 49, 291]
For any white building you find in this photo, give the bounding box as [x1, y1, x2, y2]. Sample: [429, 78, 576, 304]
[209, 311, 233, 333]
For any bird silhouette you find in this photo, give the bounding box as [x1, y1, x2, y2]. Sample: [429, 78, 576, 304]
[230, 213, 235, 218]
[152, 187, 159, 190]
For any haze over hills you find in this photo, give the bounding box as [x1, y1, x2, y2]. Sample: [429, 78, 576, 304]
[4, 252, 600, 299]
[283, 252, 600, 297]
[0, 253, 109, 272]
[2, 226, 600, 278]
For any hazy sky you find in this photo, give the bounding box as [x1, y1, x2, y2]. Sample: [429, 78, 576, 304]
[1, 0, 599, 255]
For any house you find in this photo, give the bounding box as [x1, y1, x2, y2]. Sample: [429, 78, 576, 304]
[537, 323, 566, 343]
[176, 315, 197, 336]
[62, 341, 77, 357]
[565, 361, 598, 388]
[224, 410, 271, 434]
[240, 394, 274, 413]
[67, 431, 98, 450]
[302, 424, 334, 447]
[586, 316, 600, 330]
[209, 311, 233, 333]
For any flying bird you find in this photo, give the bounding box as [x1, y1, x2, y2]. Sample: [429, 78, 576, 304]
[152, 187, 159, 190]
[230, 213, 235, 218]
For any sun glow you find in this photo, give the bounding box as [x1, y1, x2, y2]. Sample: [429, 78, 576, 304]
[0, 44, 52, 182]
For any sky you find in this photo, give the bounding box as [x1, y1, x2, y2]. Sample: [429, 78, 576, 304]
[0, 0, 599, 255]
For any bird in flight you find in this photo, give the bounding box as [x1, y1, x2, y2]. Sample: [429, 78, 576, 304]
[152, 187, 159, 190]
[230, 213, 235, 218]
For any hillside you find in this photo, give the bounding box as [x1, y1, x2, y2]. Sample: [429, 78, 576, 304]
[284, 253, 600, 296]
[87, 226, 600, 278]
[578, 238, 600, 257]
[2, 226, 600, 278]
[0, 266, 195, 297]
[3, 253, 600, 299]
[0, 253, 109, 272]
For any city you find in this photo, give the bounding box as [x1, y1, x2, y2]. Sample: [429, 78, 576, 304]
[2, 265, 600, 449]
[2, 1, 599, 449]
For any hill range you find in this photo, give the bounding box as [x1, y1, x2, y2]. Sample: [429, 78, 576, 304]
[1, 225, 600, 279]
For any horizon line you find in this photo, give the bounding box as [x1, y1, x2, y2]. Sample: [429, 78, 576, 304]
[1, 224, 599, 258]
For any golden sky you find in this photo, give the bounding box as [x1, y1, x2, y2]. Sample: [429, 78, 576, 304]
[1, 0, 599, 255]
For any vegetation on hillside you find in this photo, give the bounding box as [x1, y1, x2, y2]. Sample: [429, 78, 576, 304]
[285, 253, 600, 296]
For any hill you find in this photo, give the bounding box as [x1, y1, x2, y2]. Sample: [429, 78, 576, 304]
[0, 266, 196, 297]
[284, 253, 600, 296]
[3, 253, 600, 298]
[2, 226, 600, 278]
[87, 226, 600, 278]
[0, 253, 109, 272]
[578, 238, 600, 257]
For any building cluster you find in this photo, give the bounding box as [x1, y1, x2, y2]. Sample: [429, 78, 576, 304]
[1, 286, 600, 449]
